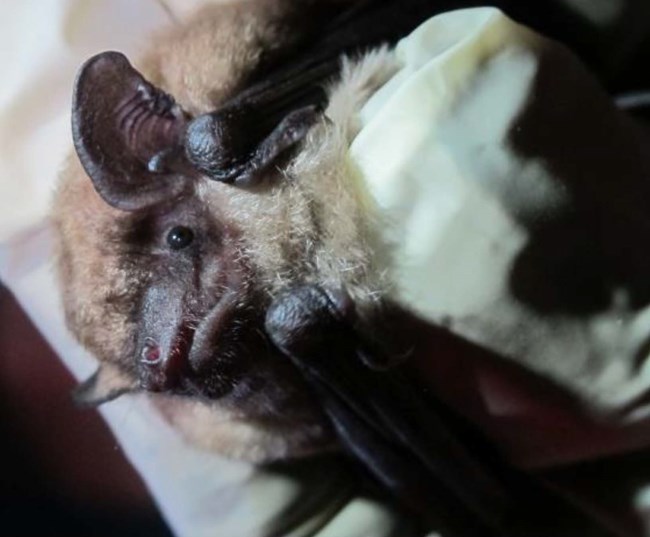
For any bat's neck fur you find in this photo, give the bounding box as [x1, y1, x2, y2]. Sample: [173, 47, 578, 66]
[219, 50, 398, 309]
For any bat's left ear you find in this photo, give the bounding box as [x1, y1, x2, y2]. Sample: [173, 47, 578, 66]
[72, 52, 193, 211]
[73, 364, 138, 407]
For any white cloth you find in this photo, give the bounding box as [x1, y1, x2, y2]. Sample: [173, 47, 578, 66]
[349, 7, 650, 531]
[352, 7, 650, 432]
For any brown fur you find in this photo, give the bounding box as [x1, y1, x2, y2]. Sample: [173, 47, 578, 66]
[52, 1, 396, 462]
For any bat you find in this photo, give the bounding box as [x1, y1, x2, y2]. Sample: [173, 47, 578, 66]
[52, 1, 643, 535]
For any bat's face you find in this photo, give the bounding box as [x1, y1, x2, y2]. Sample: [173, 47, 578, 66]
[53, 0, 392, 461]
[51, 5, 342, 462]
[54, 147, 337, 461]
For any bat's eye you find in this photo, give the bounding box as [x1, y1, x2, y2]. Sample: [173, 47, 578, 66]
[167, 226, 194, 250]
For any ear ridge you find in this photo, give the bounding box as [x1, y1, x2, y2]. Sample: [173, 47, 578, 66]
[73, 364, 138, 408]
[72, 51, 193, 212]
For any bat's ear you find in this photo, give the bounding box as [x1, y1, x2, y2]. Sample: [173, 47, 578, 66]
[73, 364, 138, 407]
[72, 51, 193, 211]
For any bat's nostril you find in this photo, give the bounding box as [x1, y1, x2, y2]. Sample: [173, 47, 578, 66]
[138, 337, 178, 392]
[140, 338, 162, 365]
[138, 328, 194, 392]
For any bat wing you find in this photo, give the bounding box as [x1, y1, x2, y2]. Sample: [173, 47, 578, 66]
[265, 285, 617, 537]
[265, 285, 512, 536]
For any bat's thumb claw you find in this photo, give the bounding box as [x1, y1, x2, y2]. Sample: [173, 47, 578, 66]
[265, 285, 355, 363]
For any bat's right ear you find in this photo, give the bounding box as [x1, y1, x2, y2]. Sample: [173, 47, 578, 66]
[73, 364, 138, 408]
[72, 51, 193, 212]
